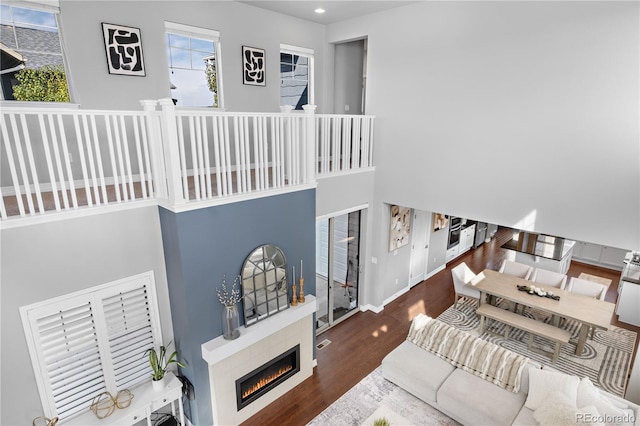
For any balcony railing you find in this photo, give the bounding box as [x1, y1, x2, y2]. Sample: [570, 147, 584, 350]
[0, 100, 375, 222]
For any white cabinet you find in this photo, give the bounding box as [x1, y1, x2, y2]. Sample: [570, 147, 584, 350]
[459, 225, 476, 254]
[572, 242, 628, 271]
[66, 372, 184, 426]
[446, 246, 459, 262]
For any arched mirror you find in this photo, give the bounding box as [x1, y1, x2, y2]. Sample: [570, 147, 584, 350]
[241, 244, 289, 326]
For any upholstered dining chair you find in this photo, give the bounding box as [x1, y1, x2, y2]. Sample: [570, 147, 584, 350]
[529, 268, 568, 290]
[567, 277, 608, 338]
[499, 259, 533, 280]
[451, 262, 480, 309]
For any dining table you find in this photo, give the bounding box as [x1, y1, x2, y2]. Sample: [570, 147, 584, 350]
[472, 269, 615, 355]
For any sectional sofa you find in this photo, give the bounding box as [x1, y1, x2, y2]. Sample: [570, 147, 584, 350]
[382, 314, 639, 426]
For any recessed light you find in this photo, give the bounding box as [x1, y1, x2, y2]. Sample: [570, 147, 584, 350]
[314, 8, 325, 14]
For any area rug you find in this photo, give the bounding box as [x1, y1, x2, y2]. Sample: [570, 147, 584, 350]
[438, 297, 637, 397]
[307, 367, 459, 426]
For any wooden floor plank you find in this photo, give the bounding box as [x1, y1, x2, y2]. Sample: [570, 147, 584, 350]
[240, 227, 639, 426]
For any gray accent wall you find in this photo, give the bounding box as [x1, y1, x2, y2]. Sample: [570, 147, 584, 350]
[159, 189, 316, 426]
[0, 206, 171, 426]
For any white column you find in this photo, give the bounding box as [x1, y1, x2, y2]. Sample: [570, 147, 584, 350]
[302, 104, 316, 184]
[158, 98, 187, 205]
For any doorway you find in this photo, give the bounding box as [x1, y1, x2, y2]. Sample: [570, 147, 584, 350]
[316, 209, 363, 332]
[333, 38, 367, 114]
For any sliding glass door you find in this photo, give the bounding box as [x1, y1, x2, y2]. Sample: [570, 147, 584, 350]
[316, 209, 362, 332]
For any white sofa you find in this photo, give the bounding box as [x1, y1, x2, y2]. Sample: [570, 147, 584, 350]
[382, 315, 639, 426]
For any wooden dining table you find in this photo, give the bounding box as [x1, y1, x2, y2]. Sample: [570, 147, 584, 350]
[473, 269, 615, 355]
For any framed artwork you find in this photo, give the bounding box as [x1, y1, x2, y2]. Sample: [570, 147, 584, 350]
[433, 213, 449, 231]
[389, 205, 411, 251]
[102, 23, 145, 76]
[242, 46, 266, 86]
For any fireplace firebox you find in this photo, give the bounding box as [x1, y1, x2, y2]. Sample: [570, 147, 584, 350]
[235, 344, 300, 410]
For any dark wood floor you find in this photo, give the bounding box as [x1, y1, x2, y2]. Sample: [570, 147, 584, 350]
[241, 227, 639, 426]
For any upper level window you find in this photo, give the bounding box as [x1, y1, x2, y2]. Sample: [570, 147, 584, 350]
[165, 22, 222, 108]
[280, 44, 314, 110]
[0, 2, 70, 101]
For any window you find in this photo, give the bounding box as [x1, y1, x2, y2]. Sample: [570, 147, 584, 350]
[0, 2, 70, 101]
[166, 22, 222, 108]
[20, 272, 163, 421]
[280, 44, 314, 110]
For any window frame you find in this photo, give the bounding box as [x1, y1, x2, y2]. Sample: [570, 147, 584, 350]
[19, 271, 164, 421]
[165, 21, 224, 109]
[0, 0, 74, 103]
[280, 43, 314, 109]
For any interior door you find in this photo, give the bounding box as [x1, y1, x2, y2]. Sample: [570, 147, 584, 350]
[409, 210, 430, 287]
[316, 209, 362, 332]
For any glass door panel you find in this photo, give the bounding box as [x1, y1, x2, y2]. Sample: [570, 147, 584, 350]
[316, 210, 362, 332]
[315, 218, 330, 331]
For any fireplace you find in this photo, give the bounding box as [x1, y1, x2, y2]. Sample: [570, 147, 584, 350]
[235, 344, 300, 410]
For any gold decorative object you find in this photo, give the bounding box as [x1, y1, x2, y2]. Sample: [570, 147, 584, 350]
[32, 416, 58, 426]
[90, 389, 134, 419]
[298, 277, 305, 303]
[291, 266, 298, 306]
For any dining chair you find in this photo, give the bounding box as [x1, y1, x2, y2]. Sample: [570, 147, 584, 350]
[567, 277, 608, 338]
[529, 268, 568, 290]
[499, 260, 533, 280]
[451, 262, 480, 309]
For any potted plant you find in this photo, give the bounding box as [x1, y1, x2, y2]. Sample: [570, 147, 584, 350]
[146, 343, 186, 391]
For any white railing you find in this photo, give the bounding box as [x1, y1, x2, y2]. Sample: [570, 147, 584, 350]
[0, 105, 163, 220]
[1, 100, 375, 221]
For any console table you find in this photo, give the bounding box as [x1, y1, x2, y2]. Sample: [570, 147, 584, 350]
[65, 372, 184, 425]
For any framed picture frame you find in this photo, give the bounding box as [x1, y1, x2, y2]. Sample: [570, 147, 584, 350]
[102, 23, 145, 76]
[242, 46, 266, 86]
[389, 205, 411, 251]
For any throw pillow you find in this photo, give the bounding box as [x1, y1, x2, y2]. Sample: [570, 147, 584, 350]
[525, 367, 580, 410]
[577, 377, 627, 425]
[534, 391, 603, 426]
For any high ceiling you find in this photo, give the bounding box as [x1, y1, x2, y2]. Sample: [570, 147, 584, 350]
[238, 1, 417, 25]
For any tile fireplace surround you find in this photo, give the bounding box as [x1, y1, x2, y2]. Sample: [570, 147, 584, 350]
[202, 296, 316, 425]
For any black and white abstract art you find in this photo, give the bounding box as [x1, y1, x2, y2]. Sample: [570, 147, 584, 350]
[102, 23, 145, 76]
[242, 46, 265, 86]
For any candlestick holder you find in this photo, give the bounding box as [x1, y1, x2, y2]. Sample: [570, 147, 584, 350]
[298, 277, 305, 303]
[291, 281, 298, 306]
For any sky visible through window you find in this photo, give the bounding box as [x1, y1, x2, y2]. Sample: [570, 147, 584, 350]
[0, 5, 58, 31]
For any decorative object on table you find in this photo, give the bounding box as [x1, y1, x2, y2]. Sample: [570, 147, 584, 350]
[32, 416, 58, 426]
[217, 274, 242, 340]
[146, 343, 186, 391]
[242, 46, 265, 86]
[101, 23, 145, 76]
[516, 284, 561, 300]
[298, 260, 305, 303]
[241, 244, 289, 326]
[89, 389, 134, 419]
[291, 265, 298, 306]
[373, 417, 391, 426]
[388, 205, 411, 251]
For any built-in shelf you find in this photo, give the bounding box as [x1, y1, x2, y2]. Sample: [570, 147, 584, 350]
[201, 295, 316, 365]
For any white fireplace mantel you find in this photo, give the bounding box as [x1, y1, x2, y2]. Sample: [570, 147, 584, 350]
[201, 296, 316, 425]
[202, 295, 316, 365]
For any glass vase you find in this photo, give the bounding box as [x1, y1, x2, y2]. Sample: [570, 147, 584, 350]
[222, 304, 240, 340]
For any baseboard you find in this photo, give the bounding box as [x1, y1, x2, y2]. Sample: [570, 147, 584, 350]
[424, 265, 446, 280]
[361, 303, 384, 313]
[360, 284, 412, 314]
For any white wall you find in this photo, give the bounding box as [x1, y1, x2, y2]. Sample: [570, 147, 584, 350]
[333, 39, 365, 114]
[58, 1, 327, 112]
[327, 1, 639, 254]
[1, 206, 171, 426]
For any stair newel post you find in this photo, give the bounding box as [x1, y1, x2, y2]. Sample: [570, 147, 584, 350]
[302, 104, 317, 184]
[140, 100, 168, 201]
[158, 98, 187, 206]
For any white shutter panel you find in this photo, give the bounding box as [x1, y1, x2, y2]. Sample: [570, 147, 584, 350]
[21, 271, 164, 422]
[31, 300, 107, 420]
[101, 281, 155, 390]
